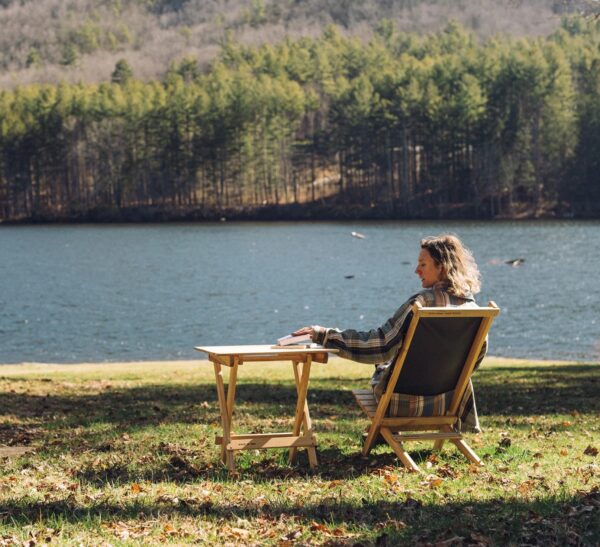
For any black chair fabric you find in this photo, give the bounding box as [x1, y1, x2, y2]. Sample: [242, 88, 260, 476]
[394, 316, 482, 395]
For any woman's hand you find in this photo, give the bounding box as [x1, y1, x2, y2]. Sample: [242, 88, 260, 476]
[292, 325, 326, 342]
[292, 326, 315, 337]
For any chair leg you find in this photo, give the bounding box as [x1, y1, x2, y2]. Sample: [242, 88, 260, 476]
[362, 425, 380, 456]
[451, 438, 483, 466]
[433, 426, 451, 451]
[380, 428, 420, 473]
[225, 449, 235, 471]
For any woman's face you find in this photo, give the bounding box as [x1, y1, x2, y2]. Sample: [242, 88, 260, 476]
[415, 248, 443, 288]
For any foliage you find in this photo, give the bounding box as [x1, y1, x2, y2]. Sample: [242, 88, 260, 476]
[111, 59, 134, 84]
[0, 358, 598, 544]
[0, 19, 599, 220]
[1, 0, 595, 86]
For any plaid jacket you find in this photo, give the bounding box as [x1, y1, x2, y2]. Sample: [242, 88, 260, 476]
[312, 282, 486, 432]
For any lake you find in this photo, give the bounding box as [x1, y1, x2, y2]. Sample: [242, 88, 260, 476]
[1, 221, 598, 364]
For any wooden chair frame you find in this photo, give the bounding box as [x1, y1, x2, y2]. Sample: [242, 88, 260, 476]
[353, 301, 499, 472]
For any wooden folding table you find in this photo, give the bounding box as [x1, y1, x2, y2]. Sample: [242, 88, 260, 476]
[194, 345, 336, 472]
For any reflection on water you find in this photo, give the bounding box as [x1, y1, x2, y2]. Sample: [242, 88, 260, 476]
[1, 221, 599, 363]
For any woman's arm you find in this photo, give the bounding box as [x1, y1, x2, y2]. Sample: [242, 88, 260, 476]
[299, 294, 423, 364]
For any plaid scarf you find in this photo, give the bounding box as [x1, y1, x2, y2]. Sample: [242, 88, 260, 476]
[378, 380, 480, 433]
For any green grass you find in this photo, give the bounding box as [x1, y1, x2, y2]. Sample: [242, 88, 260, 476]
[1, 357, 599, 545]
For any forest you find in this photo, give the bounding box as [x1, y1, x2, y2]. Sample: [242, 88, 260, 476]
[0, 17, 599, 221]
[2, 0, 595, 88]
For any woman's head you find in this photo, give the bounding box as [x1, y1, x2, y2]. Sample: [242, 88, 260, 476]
[415, 234, 481, 296]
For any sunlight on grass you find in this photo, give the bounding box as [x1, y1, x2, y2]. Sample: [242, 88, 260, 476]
[1, 357, 598, 544]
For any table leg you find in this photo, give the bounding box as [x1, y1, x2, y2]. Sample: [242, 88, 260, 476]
[224, 357, 239, 468]
[289, 360, 301, 464]
[289, 357, 317, 468]
[213, 360, 237, 471]
[226, 357, 238, 429]
[289, 360, 316, 465]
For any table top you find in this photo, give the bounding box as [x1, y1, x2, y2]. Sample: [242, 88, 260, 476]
[195, 344, 338, 356]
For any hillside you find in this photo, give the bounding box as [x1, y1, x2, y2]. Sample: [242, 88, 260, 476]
[2, 17, 600, 222]
[0, 0, 595, 88]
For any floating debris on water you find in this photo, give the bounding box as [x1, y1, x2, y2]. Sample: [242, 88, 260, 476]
[351, 231, 366, 239]
[344, 275, 355, 279]
[505, 258, 526, 267]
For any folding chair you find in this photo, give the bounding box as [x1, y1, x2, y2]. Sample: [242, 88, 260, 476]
[353, 301, 500, 472]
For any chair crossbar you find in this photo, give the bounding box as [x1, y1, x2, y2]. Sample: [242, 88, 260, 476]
[391, 432, 462, 442]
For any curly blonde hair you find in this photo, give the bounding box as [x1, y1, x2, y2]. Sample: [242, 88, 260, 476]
[420, 234, 481, 296]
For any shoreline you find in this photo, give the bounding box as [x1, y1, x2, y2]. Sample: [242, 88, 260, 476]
[1, 356, 597, 374]
[1, 198, 596, 224]
[2, 213, 595, 225]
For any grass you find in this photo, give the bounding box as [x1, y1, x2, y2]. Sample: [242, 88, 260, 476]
[0, 357, 599, 545]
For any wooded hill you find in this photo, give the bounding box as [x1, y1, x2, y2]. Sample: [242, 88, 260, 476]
[1, 19, 599, 222]
[1, 0, 596, 88]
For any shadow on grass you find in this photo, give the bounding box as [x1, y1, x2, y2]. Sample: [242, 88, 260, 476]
[0, 384, 357, 426]
[476, 364, 599, 415]
[2, 364, 598, 424]
[0, 487, 597, 545]
[71, 444, 414, 486]
[1, 364, 598, 457]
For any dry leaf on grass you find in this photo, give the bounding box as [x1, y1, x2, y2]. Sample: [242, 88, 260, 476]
[429, 478, 444, 488]
[518, 480, 536, 495]
[310, 522, 346, 537]
[279, 529, 302, 544]
[583, 445, 598, 456]
[163, 523, 177, 536]
[469, 463, 482, 474]
[383, 473, 400, 485]
[421, 475, 444, 489]
[471, 435, 484, 446]
[437, 464, 459, 479]
[104, 521, 152, 540]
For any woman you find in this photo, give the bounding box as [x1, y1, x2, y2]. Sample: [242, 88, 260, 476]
[293, 233, 487, 432]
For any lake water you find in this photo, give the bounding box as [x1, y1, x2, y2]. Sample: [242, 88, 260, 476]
[1, 221, 599, 364]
